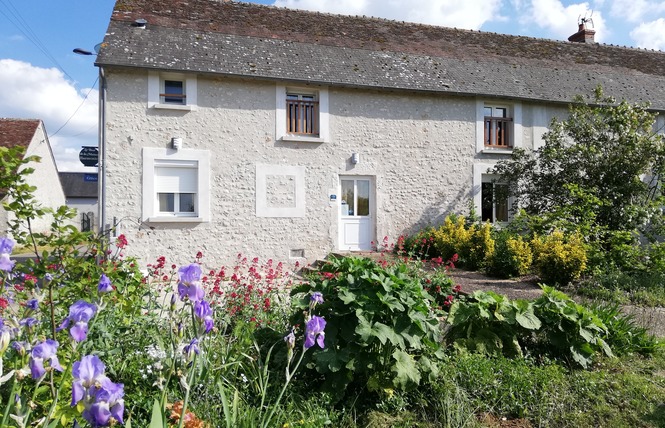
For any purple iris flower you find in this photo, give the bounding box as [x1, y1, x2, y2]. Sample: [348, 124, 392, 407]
[194, 300, 214, 333]
[0, 254, 14, 272]
[284, 330, 296, 350]
[310, 292, 324, 305]
[20, 317, 38, 331]
[0, 320, 10, 353]
[0, 237, 14, 254]
[0, 237, 15, 272]
[309, 291, 324, 310]
[72, 355, 125, 426]
[177, 263, 204, 302]
[82, 378, 125, 426]
[58, 300, 97, 342]
[29, 339, 63, 379]
[183, 338, 200, 359]
[304, 316, 326, 349]
[98, 274, 113, 293]
[72, 355, 108, 406]
[26, 299, 38, 311]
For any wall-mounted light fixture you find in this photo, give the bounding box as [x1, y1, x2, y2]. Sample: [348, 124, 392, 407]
[351, 152, 360, 164]
[171, 137, 183, 150]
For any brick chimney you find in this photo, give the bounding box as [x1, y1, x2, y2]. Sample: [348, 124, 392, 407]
[568, 22, 596, 43]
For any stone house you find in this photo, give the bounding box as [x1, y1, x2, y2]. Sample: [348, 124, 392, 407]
[58, 172, 99, 232]
[0, 119, 67, 236]
[95, 0, 665, 267]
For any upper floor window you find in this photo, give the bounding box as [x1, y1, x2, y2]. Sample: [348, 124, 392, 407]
[476, 101, 522, 153]
[163, 80, 186, 105]
[276, 85, 329, 143]
[148, 72, 197, 111]
[484, 106, 513, 148]
[286, 93, 319, 135]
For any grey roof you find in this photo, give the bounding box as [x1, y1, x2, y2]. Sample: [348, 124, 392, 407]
[97, 0, 665, 109]
[58, 173, 98, 199]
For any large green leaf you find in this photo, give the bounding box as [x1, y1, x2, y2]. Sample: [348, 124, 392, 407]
[378, 292, 405, 312]
[339, 288, 357, 305]
[514, 302, 542, 330]
[391, 349, 421, 389]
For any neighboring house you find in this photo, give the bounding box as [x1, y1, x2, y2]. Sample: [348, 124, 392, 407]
[58, 172, 99, 232]
[0, 119, 67, 236]
[95, 0, 665, 267]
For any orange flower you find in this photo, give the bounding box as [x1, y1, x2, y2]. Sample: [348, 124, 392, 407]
[167, 401, 208, 428]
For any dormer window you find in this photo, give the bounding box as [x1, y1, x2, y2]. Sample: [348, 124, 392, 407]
[476, 100, 522, 153]
[484, 106, 512, 148]
[276, 85, 329, 143]
[148, 71, 197, 111]
[162, 80, 186, 105]
[286, 93, 319, 135]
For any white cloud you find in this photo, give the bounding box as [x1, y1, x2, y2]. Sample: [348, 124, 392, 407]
[273, 0, 503, 29]
[526, 0, 607, 42]
[0, 59, 98, 171]
[630, 18, 665, 50]
[609, 0, 665, 23]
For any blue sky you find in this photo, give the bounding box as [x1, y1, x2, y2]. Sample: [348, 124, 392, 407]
[1, 0, 664, 171]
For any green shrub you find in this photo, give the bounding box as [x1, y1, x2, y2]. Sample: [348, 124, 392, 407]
[446, 287, 615, 368]
[589, 301, 661, 356]
[291, 255, 444, 400]
[396, 227, 439, 259]
[486, 231, 533, 278]
[531, 230, 587, 286]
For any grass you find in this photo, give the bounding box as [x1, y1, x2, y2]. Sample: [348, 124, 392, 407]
[574, 270, 665, 307]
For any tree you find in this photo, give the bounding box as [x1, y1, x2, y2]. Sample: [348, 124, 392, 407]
[492, 87, 665, 241]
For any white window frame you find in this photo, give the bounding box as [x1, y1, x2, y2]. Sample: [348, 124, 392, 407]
[148, 71, 198, 111]
[476, 100, 522, 153]
[473, 163, 514, 224]
[276, 85, 329, 143]
[142, 148, 210, 223]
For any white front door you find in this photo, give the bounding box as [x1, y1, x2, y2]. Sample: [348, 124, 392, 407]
[339, 176, 374, 251]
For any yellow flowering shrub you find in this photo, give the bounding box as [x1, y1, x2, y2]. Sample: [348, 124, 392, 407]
[433, 215, 472, 261]
[531, 230, 587, 286]
[433, 215, 494, 270]
[486, 232, 532, 278]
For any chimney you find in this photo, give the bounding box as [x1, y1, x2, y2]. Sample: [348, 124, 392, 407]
[568, 22, 595, 44]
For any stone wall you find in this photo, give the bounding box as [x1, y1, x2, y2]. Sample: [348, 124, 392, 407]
[104, 69, 567, 268]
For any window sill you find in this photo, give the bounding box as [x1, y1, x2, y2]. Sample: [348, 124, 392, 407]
[481, 147, 513, 155]
[279, 135, 325, 143]
[145, 216, 207, 224]
[151, 103, 196, 111]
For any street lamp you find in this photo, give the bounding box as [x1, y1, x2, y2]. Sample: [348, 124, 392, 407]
[74, 45, 106, 238]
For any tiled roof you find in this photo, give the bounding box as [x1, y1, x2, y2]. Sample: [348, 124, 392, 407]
[97, 0, 665, 109]
[0, 119, 40, 150]
[58, 172, 99, 198]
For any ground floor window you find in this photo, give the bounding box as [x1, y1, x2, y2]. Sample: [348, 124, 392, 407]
[481, 180, 509, 223]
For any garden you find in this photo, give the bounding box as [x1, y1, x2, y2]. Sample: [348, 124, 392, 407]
[1, 87, 665, 427]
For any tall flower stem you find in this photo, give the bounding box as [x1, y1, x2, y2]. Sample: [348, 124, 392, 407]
[1, 376, 18, 427]
[261, 346, 307, 428]
[177, 354, 198, 428]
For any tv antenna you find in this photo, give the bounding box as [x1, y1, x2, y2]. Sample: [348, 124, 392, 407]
[578, 11, 594, 28]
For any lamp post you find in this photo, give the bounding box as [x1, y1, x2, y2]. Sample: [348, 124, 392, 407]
[73, 47, 106, 238]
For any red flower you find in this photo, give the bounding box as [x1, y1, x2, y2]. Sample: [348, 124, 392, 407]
[116, 234, 128, 249]
[453, 285, 462, 293]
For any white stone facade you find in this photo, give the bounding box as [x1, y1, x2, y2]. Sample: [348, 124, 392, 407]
[104, 70, 567, 267]
[2, 123, 68, 237]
